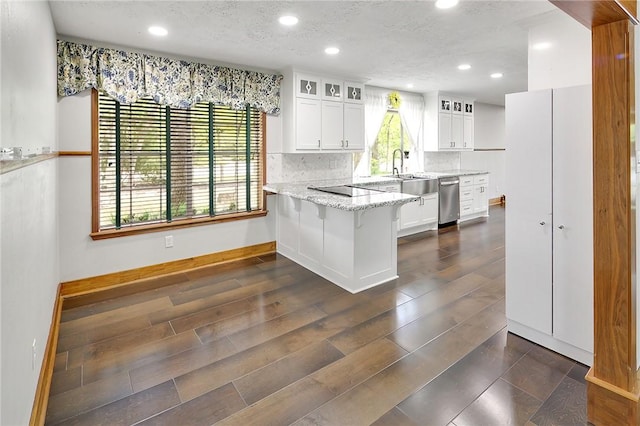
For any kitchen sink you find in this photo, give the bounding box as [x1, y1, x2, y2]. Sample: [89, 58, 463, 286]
[400, 177, 438, 195]
[382, 174, 439, 195]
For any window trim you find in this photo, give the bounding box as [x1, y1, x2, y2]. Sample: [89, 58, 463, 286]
[90, 89, 267, 240]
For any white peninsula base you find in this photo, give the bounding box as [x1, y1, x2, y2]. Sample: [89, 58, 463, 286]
[276, 195, 400, 293]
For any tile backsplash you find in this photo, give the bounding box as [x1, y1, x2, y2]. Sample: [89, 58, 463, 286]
[424, 151, 461, 171]
[267, 153, 353, 183]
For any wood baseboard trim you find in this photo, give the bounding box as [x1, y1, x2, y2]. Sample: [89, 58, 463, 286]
[586, 368, 640, 425]
[60, 241, 276, 300]
[29, 285, 63, 426]
[489, 195, 506, 206]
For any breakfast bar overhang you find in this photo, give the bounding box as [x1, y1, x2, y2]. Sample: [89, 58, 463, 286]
[265, 182, 418, 293]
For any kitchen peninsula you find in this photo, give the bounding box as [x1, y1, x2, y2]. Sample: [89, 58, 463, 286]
[265, 178, 418, 293]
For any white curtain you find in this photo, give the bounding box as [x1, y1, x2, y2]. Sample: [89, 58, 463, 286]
[355, 86, 389, 176]
[399, 92, 425, 172]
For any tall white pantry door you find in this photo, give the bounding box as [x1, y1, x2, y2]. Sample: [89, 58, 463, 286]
[505, 89, 553, 335]
[551, 85, 593, 353]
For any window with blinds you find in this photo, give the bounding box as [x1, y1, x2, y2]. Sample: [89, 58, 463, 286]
[94, 90, 265, 234]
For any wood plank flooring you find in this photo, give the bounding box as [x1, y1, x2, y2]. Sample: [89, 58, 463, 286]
[45, 206, 589, 425]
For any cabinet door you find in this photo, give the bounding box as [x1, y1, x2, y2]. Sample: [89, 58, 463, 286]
[464, 100, 474, 116]
[422, 193, 438, 224]
[505, 89, 553, 335]
[296, 74, 321, 99]
[439, 96, 452, 113]
[321, 101, 344, 150]
[399, 199, 422, 229]
[451, 114, 463, 149]
[438, 112, 453, 149]
[295, 98, 322, 150]
[452, 98, 464, 115]
[343, 103, 364, 150]
[322, 79, 343, 101]
[463, 115, 474, 150]
[345, 81, 364, 104]
[473, 184, 488, 214]
[552, 85, 593, 353]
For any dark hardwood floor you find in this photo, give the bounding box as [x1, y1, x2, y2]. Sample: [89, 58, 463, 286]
[45, 206, 589, 425]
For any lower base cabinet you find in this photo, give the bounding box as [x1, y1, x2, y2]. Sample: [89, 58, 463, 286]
[398, 193, 438, 236]
[459, 174, 489, 222]
[276, 195, 400, 293]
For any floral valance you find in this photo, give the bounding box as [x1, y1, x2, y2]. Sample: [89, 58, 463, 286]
[56, 40, 283, 114]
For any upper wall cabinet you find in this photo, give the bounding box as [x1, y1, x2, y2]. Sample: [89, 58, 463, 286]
[424, 92, 474, 152]
[282, 69, 365, 153]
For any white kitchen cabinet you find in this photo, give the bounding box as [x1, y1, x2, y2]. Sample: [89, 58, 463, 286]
[321, 101, 344, 150]
[459, 173, 488, 222]
[472, 174, 488, 215]
[398, 193, 438, 236]
[295, 98, 322, 150]
[322, 79, 343, 101]
[295, 73, 321, 99]
[345, 81, 364, 104]
[282, 69, 365, 153]
[344, 103, 365, 150]
[505, 85, 593, 366]
[275, 194, 400, 293]
[425, 92, 474, 151]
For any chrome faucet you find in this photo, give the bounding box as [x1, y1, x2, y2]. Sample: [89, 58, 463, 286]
[392, 149, 403, 177]
[392, 149, 409, 177]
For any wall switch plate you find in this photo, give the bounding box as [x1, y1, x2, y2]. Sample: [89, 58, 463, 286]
[330, 160, 337, 169]
[165, 235, 174, 248]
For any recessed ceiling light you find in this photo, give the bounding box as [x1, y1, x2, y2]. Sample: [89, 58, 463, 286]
[532, 42, 552, 50]
[491, 72, 504, 79]
[325, 47, 340, 55]
[407, 83, 414, 89]
[148, 26, 168, 37]
[458, 64, 471, 70]
[278, 15, 298, 26]
[435, 0, 459, 9]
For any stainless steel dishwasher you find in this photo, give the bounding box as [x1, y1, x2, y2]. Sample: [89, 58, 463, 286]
[438, 176, 460, 225]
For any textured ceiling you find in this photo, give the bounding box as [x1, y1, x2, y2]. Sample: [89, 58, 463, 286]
[49, 0, 560, 105]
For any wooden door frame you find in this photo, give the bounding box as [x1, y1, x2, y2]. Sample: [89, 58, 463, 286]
[550, 1, 638, 424]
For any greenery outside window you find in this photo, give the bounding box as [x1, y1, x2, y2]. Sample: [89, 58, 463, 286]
[370, 109, 414, 175]
[92, 90, 266, 239]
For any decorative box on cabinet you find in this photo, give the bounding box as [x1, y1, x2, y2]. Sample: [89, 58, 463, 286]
[424, 92, 474, 151]
[281, 69, 365, 153]
[505, 85, 593, 366]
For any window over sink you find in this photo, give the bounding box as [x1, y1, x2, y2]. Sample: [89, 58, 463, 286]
[356, 109, 416, 176]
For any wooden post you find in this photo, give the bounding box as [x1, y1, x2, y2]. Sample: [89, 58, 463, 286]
[551, 1, 638, 424]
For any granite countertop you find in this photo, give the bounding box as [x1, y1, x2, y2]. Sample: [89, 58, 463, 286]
[263, 169, 488, 212]
[264, 177, 418, 212]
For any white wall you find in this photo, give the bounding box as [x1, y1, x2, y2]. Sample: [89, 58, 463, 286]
[57, 94, 277, 282]
[0, 1, 59, 424]
[473, 103, 505, 150]
[460, 102, 506, 200]
[528, 11, 591, 91]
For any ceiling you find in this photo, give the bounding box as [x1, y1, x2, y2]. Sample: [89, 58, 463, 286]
[49, 0, 561, 106]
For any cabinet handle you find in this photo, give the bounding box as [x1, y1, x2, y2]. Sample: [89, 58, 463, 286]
[318, 139, 321, 147]
[341, 140, 344, 147]
[558, 225, 565, 229]
[345, 140, 349, 148]
[539, 221, 545, 226]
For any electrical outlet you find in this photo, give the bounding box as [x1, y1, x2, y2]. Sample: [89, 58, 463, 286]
[165, 235, 174, 248]
[32, 339, 36, 370]
[330, 160, 337, 169]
